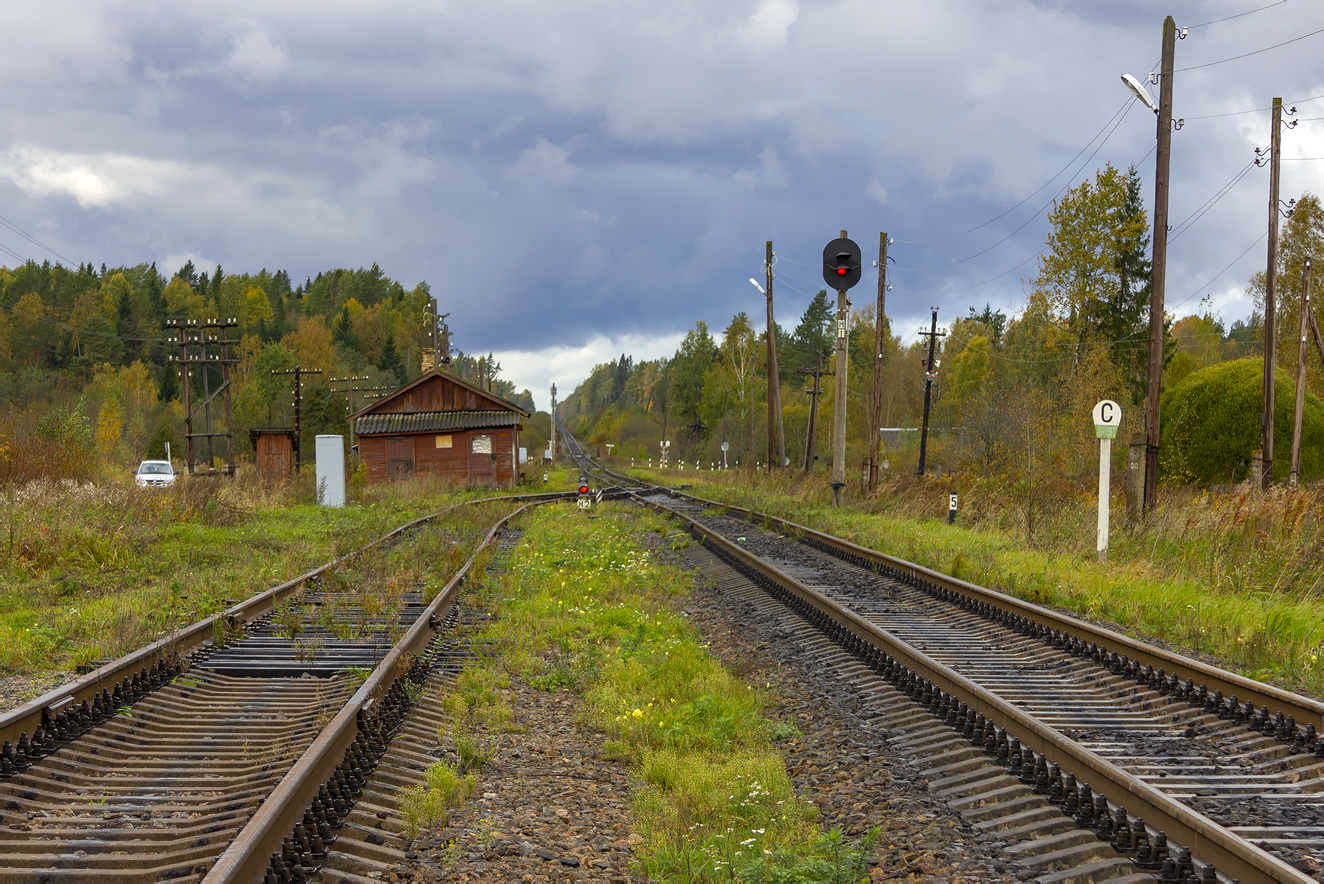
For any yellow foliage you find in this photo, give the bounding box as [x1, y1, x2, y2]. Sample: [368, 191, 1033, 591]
[96, 398, 124, 459]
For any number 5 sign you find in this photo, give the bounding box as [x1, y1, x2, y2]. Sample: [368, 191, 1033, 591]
[1092, 400, 1122, 559]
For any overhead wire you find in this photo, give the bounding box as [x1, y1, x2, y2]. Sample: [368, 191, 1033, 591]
[1187, 0, 1288, 29]
[893, 98, 1135, 245]
[1169, 156, 1260, 242]
[0, 215, 78, 269]
[892, 100, 1137, 272]
[1173, 26, 1324, 73]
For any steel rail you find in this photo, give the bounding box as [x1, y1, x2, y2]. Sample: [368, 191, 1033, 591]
[0, 491, 572, 753]
[663, 487, 1324, 735]
[637, 491, 1313, 883]
[204, 497, 552, 883]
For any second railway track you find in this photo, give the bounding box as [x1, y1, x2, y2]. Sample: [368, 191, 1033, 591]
[0, 492, 568, 883]
[560, 429, 1324, 882]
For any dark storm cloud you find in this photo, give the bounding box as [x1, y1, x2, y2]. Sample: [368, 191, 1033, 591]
[1, 0, 1321, 398]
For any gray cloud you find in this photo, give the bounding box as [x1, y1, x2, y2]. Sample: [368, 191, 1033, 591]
[2, 0, 1322, 401]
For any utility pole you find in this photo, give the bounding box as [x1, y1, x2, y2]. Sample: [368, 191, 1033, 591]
[798, 347, 831, 474]
[549, 383, 558, 461]
[831, 230, 851, 505]
[869, 231, 889, 494]
[330, 375, 370, 455]
[764, 241, 786, 471]
[917, 308, 945, 476]
[272, 367, 323, 472]
[1291, 257, 1314, 487]
[168, 318, 239, 477]
[1261, 97, 1284, 490]
[1144, 15, 1177, 514]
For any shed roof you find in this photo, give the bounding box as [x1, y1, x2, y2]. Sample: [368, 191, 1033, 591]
[356, 410, 521, 436]
[350, 369, 529, 421]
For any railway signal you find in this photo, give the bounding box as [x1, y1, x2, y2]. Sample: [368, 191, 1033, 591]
[822, 237, 862, 290]
[577, 474, 591, 510]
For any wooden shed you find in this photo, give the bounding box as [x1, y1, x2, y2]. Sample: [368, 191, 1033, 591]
[351, 370, 529, 487]
[249, 428, 298, 483]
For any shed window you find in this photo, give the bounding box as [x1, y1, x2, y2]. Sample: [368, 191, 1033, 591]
[435, 434, 452, 448]
[472, 435, 492, 454]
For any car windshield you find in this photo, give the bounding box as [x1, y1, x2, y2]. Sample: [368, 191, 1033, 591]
[139, 463, 171, 474]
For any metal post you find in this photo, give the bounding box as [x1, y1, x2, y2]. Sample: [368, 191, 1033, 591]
[831, 233, 849, 505]
[1144, 16, 1177, 514]
[1263, 97, 1284, 490]
[1098, 436, 1112, 559]
[869, 231, 888, 494]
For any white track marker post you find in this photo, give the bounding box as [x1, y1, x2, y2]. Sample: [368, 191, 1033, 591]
[1092, 400, 1122, 560]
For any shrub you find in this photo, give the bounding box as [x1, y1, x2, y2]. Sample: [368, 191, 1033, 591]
[1160, 357, 1324, 484]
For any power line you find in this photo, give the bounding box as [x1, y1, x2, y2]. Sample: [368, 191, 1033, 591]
[893, 101, 1137, 272]
[1168, 230, 1268, 314]
[0, 215, 78, 269]
[893, 98, 1133, 245]
[1188, 0, 1287, 29]
[0, 299, 172, 343]
[1185, 91, 1324, 121]
[1169, 157, 1260, 242]
[1174, 26, 1324, 73]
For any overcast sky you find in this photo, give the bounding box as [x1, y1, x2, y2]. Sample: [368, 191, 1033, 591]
[2, 1, 1322, 408]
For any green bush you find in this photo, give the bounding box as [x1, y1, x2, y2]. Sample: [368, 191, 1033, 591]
[1160, 357, 1324, 484]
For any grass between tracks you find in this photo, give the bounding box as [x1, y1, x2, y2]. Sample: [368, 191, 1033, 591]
[633, 466, 1324, 696]
[0, 468, 577, 681]
[462, 502, 877, 882]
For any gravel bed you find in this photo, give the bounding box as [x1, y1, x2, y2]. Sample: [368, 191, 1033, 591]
[392, 520, 1013, 882]
[0, 673, 71, 714]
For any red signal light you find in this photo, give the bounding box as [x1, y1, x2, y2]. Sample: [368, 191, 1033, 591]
[579, 483, 589, 494]
[836, 266, 848, 275]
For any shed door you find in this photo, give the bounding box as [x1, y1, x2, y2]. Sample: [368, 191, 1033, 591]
[387, 438, 414, 479]
[468, 434, 495, 485]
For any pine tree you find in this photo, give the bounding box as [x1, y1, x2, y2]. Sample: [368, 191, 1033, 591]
[378, 334, 406, 386]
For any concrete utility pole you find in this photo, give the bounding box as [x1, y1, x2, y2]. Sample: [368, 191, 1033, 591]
[550, 383, 558, 460]
[798, 347, 831, 474]
[831, 231, 851, 505]
[869, 231, 888, 494]
[271, 367, 323, 472]
[1291, 257, 1314, 487]
[1144, 16, 1177, 515]
[1262, 97, 1284, 490]
[917, 308, 944, 476]
[764, 241, 786, 471]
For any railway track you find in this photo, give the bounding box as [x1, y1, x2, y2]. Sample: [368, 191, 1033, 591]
[560, 429, 1324, 882]
[0, 492, 568, 883]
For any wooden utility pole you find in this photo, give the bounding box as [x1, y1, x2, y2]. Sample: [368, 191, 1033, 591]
[168, 318, 238, 477]
[917, 308, 944, 476]
[798, 347, 831, 474]
[1143, 16, 1177, 514]
[330, 375, 370, 455]
[869, 231, 888, 494]
[764, 241, 786, 471]
[271, 367, 323, 472]
[1262, 97, 1284, 490]
[1291, 257, 1314, 487]
[830, 229, 851, 504]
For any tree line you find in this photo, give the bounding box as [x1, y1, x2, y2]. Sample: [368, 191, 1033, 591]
[564, 163, 1324, 489]
[0, 260, 540, 479]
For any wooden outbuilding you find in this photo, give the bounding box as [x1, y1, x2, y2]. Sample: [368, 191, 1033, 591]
[249, 428, 298, 483]
[351, 370, 528, 487]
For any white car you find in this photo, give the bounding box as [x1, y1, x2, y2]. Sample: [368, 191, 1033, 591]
[135, 460, 177, 487]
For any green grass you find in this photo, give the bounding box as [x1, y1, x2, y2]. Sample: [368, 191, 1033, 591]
[471, 502, 877, 881]
[0, 472, 534, 676]
[645, 468, 1324, 696]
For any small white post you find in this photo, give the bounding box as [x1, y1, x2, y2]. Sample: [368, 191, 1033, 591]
[1092, 400, 1121, 560]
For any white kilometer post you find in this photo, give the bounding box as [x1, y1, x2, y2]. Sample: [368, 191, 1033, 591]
[1092, 400, 1122, 560]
